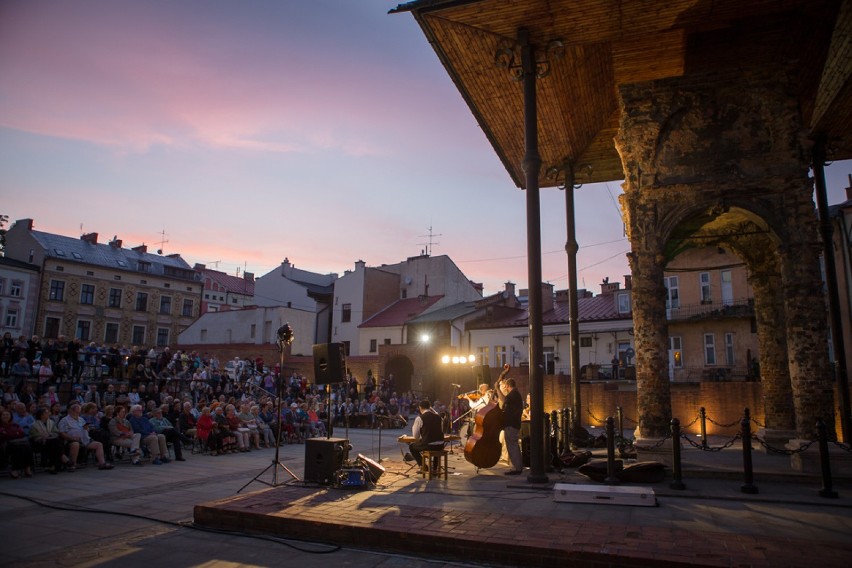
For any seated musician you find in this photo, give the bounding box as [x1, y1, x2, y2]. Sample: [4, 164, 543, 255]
[407, 399, 445, 467]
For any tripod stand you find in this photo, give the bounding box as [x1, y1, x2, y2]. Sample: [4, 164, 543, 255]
[238, 325, 300, 493]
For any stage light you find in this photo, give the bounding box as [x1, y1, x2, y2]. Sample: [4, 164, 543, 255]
[441, 355, 450, 364]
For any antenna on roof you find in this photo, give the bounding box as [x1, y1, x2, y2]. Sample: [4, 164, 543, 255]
[417, 224, 442, 256]
[155, 229, 169, 255]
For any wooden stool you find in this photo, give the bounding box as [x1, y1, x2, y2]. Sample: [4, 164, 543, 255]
[420, 449, 449, 480]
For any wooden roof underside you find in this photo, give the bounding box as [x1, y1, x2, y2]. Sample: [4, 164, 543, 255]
[396, 0, 851, 187]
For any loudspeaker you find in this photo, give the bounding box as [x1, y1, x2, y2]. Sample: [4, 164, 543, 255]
[304, 438, 348, 484]
[312, 343, 346, 384]
[356, 453, 385, 483]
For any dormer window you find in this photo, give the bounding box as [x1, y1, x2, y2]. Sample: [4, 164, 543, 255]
[54, 249, 66, 256]
[72, 252, 83, 259]
[617, 292, 631, 314]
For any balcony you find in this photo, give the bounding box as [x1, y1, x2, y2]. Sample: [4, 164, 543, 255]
[667, 298, 754, 322]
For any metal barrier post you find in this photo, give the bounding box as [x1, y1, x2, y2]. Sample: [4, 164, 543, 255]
[817, 419, 839, 498]
[616, 406, 624, 455]
[566, 407, 574, 448]
[604, 416, 619, 485]
[670, 418, 685, 490]
[741, 408, 759, 494]
[699, 406, 708, 449]
[560, 408, 569, 454]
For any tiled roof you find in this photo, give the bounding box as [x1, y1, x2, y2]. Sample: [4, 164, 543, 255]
[407, 301, 477, 323]
[204, 269, 255, 295]
[359, 295, 444, 328]
[469, 293, 630, 329]
[31, 230, 195, 278]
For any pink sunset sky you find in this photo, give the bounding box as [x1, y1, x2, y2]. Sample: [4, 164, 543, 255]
[1, 1, 850, 295]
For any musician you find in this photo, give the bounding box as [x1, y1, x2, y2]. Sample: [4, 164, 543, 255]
[407, 399, 445, 467]
[459, 383, 492, 436]
[495, 376, 524, 475]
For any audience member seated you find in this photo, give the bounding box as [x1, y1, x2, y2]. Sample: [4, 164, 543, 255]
[149, 406, 186, 461]
[213, 405, 236, 453]
[196, 407, 223, 455]
[108, 405, 142, 465]
[1, 408, 33, 478]
[128, 404, 170, 465]
[307, 404, 327, 438]
[178, 402, 198, 441]
[258, 402, 278, 444]
[225, 404, 250, 452]
[81, 402, 112, 462]
[58, 402, 113, 471]
[29, 406, 66, 473]
[237, 403, 261, 450]
[249, 405, 273, 447]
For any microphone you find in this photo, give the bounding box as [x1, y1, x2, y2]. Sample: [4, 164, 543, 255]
[451, 383, 461, 388]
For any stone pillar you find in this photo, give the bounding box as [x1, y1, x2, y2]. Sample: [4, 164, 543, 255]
[745, 247, 796, 447]
[779, 206, 837, 441]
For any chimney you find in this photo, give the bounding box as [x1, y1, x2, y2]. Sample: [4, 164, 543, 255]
[194, 263, 206, 270]
[354, 260, 366, 271]
[81, 232, 98, 245]
[504, 281, 516, 298]
[167, 253, 181, 259]
[132, 244, 147, 254]
[15, 218, 34, 231]
[541, 282, 554, 312]
[108, 237, 122, 248]
[244, 272, 254, 282]
[600, 278, 620, 295]
[624, 274, 632, 290]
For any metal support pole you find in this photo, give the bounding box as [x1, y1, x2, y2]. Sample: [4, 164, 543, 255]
[817, 418, 839, 498]
[700, 407, 708, 450]
[670, 418, 685, 490]
[741, 408, 758, 494]
[813, 136, 851, 443]
[520, 28, 547, 484]
[604, 416, 618, 485]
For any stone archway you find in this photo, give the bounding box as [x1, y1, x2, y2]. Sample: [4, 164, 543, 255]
[385, 355, 414, 396]
[617, 68, 834, 444]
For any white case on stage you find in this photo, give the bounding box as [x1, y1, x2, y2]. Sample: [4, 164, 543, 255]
[553, 483, 657, 506]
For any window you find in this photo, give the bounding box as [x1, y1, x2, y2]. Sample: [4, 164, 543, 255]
[369, 339, 377, 353]
[116, 260, 128, 268]
[200, 329, 208, 341]
[543, 347, 555, 374]
[665, 276, 680, 309]
[114, 275, 121, 280]
[231, 297, 237, 304]
[76, 320, 92, 342]
[56, 266, 64, 272]
[54, 249, 66, 257]
[75, 253, 84, 260]
[136, 292, 148, 312]
[4, 308, 18, 327]
[725, 332, 735, 365]
[80, 284, 95, 305]
[669, 336, 683, 368]
[138, 261, 151, 273]
[104, 322, 120, 344]
[0, 279, 4, 295]
[341, 303, 352, 323]
[156, 328, 169, 347]
[384, 338, 391, 345]
[49, 280, 65, 301]
[495, 345, 508, 366]
[478, 346, 490, 367]
[617, 292, 631, 313]
[44, 317, 61, 339]
[10, 281, 22, 297]
[579, 337, 593, 348]
[131, 325, 146, 345]
[159, 295, 172, 315]
[704, 333, 716, 365]
[250, 324, 256, 339]
[182, 299, 194, 317]
[108, 288, 122, 308]
[85, 269, 93, 275]
[700, 272, 712, 303]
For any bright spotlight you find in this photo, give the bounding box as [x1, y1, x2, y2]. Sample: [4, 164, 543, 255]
[441, 355, 450, 364]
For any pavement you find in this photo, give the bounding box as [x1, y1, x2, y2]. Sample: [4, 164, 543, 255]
[2, 427, 852, 567]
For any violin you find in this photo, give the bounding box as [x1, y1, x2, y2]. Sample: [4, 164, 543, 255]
[457, 390, 482, 401]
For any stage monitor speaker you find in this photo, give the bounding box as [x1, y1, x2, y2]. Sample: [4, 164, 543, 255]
[304, 437, 348, 484]
[356, 453, 385, 483]
[312, 342, 346, 384]
[473, 364, 491, 385]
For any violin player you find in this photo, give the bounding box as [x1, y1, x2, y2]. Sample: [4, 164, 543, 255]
[494, 374, 524, 475]
[458, 383, 492, 436]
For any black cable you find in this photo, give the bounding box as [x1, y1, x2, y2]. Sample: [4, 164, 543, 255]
[0, 491, 341, 554]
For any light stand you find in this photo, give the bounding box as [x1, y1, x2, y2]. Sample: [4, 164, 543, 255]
[238, 324, 300, 493]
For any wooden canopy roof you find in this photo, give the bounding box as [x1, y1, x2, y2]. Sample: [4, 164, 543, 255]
[392, 0, 851, 188]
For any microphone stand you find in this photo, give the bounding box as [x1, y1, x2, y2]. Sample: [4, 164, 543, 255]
[238, 333, 300, 493]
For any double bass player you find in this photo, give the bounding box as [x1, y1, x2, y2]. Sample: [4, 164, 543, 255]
[494, 371, 524, 475]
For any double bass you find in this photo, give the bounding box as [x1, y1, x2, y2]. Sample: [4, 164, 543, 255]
[463, 364, 510, 469]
